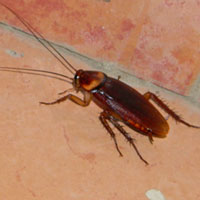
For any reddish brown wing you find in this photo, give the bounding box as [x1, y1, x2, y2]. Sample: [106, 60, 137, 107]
[92, 76, 169, 137]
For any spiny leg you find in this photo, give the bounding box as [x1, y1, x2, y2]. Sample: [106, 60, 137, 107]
[99, 112, 123, 157]
[146, 128, 154, 144]
[144, 92, 200, 129]
[40, 91, 92, 107]
[109, 117, 149, 165]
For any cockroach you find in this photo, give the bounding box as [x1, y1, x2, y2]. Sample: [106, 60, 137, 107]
[0, 3, 200, 165]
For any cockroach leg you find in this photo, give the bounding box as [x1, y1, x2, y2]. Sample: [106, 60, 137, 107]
[143, 92, 200, 129]
[58, 88, 75, 95]
[109, 116, 149, 165]
[40, 91, 92, 107]
[40, 94, 71, 105]
[99, 112, 123, 157]
[117, 75, 121, 80]
[147, 129, 154, 144]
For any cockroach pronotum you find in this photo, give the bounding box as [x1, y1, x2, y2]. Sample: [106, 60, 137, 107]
[0, 3, 200, 165]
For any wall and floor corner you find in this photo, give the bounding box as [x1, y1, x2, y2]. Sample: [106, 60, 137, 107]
[0, 1, 200, 200]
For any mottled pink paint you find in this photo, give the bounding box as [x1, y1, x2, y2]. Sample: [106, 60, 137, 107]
[103, 41, 115, 51]
[1, 0, 199, 95]
[35, 0, 66, 11]
[87, 25, 106, 42]
[116, 19, 135, 40]
[197, 0, 200, 6]
[121, 19, 135, 32]
[164, 0, 186, 8]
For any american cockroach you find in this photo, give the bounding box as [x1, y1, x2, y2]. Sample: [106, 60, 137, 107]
[1, 3, 200, 165]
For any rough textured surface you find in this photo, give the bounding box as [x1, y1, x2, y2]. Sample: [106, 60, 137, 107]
[0, 1, 200, 200]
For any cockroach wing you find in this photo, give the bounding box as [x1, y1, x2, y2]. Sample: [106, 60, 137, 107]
[92, 77, 169, 137]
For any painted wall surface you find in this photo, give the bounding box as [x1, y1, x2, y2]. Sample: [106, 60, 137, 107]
[0, 0, 200, 97]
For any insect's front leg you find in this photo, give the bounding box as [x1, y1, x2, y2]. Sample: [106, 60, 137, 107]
[40, 91, 92, 107]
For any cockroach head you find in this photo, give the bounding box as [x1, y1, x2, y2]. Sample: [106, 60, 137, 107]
[73, 69, 106, 91]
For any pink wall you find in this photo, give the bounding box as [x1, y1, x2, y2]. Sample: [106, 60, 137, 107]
[1, 0, 200, 98]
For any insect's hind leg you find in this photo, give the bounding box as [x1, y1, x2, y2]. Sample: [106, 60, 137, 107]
[144, 92, 200, 129]
[99, 111, 123, 157]
[109, 117, 149, 165]
[40, 91, 92, 107]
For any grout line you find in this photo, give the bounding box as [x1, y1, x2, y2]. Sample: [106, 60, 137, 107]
[0, 22, 200, 108]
